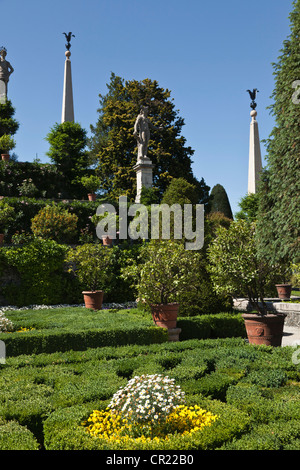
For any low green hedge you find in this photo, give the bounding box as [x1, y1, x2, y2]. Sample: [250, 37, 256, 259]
[1, 323, 299, 450]
[1, 326, 168, 357]
[0, 418, 39, 450]
[0, 309, 246, 357]
[177, 312, 246, 340]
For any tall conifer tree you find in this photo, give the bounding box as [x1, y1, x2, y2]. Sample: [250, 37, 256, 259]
[257, 0, 300, 264]
[209, 184, 233, 219]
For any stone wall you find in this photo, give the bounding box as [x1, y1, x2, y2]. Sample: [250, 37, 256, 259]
[233, 298, 300, 327]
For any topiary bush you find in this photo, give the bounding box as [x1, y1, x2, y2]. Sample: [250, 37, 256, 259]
[31, 204, 78, 243]
[0, 418, 40, 450]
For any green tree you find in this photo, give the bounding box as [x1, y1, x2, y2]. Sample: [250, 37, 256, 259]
[235, 193, 259, 222]
[45, 122, 91, 198]
[161, 177, 209, 207]
[89, 73, 208, 201]
[256, 0, 300, 264]
[207, 220, 285, 315]
[209, 184, 233, 219]
[0, 100, 19, 154]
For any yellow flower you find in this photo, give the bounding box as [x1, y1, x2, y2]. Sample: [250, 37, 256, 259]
[82, 406, 218, 444]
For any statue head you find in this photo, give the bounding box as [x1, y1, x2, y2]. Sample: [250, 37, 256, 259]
[140, 105, 149, 116]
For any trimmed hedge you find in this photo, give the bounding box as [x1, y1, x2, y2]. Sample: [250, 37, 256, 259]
[177, 312, 246, 340]
[1, 322, 299, 450]
[0, 418, 39, 450]
[0, 309, 246, 357]
[1, 326, 168, 357]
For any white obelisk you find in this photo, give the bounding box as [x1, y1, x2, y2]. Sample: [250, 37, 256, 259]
[248, 109, 262, 194]
[61, 50, 74, 122]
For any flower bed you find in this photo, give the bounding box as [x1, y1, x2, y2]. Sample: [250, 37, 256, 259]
[83, 374, 218, 446]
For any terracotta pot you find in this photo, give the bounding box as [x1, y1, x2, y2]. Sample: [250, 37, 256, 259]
[0, 233, 4, 245]
[242, 313, 286, 347]
[150, 303, 179, 329]
[88, 193, 96, 201]
[82, 290, 104, 310]
[1, 154, 9, 161]
[275, 284, 292, 300]
[102, 235, 113, 246]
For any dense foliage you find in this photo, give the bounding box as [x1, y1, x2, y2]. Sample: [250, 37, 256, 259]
[89, 73, 209, 201]
[31, 204, 78, 244]
[0, 161, 66, 198]
[0, 322, 299, 450]
[45, 121, 92, 199]
[207, 219, 286, 314]
[0, 100, 19, 154]
[235, 193, 259, 223]
[0, 239, 76, 307]
[256, 0, 300, 265]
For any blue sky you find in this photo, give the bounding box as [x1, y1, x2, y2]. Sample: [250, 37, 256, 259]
[1, 0, 294, 215]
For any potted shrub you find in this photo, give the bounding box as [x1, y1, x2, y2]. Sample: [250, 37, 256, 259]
[0, 134, 16, 161]
[66, 243, 113, 310]
[91, 211, 119, 246]
[121, 240, 200, 329]
[0, 201, 16, 244]
[81, 175, 100, 201]
[207, 219, 288, 346]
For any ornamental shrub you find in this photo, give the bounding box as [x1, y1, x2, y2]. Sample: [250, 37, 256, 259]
[0, 311, 14, 332]
[121, 240, 201, 306]
[1, 238, 75, 306]
[207, 219, 287, 314]
[66, 243, 114, 292]
[108, 374, 186, 424]
[0, 419, 39, 450]
[31, 204, 78, 243]
[0, 201, 16, 233]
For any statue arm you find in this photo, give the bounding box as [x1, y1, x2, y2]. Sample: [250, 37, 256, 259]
[149, 119, 163, 131]
[7, 62, 14, 75]
[133, 116, 141, 137]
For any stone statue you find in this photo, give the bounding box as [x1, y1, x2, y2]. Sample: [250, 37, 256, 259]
[247, 88, 259, 110]
[63, 32, 75, 51]
[133, 106, 163, 162]
[0, 47, 14, 101]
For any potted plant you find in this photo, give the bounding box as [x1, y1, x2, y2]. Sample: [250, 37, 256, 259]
[207, 219, 287, 346]
[66, 243, 113, 310]
[0, 201, 16, 244]
[274, 262, 293, 300]
[91, 211, 119, 246]
[121, 240, 199, 329]
[81, 175, 100, 201]
[0, 134, 16, 161]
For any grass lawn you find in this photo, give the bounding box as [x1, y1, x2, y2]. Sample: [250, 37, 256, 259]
[2, 306, 153, 331]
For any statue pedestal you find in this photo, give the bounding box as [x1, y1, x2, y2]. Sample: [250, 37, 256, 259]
[133, 158, 154, 203]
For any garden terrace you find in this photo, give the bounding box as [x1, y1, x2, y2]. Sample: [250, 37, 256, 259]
[0, 308, 299, 450]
